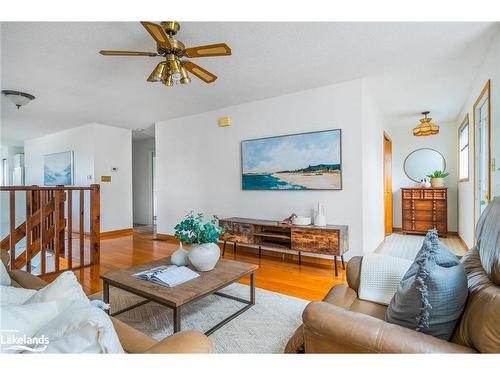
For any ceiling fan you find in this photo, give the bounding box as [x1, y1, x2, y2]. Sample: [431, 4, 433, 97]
[99, 21, 231, 86]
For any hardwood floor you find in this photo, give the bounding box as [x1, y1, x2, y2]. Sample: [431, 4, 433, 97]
[41, 230, 346, 301]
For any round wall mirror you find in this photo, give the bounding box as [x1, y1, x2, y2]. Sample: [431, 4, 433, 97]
[404, 148, 446, 182]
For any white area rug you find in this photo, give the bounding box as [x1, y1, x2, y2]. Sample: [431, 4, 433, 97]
[376, 233, 464, 260]
[91, 283, 308, 353]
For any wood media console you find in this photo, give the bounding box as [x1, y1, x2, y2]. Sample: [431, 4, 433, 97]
[219, 217, 349, 276]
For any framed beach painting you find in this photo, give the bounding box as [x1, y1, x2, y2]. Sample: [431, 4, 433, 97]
[44, 151, 74, 186]
[241, 129, 342, 190]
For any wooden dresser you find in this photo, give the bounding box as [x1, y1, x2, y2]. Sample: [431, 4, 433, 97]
[401, 188, 448, 237]
[219, 217, 349, 276]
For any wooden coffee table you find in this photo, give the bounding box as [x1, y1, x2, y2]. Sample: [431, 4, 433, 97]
[101, 257, 258, 335]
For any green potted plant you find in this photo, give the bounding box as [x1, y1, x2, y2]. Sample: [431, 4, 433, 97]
[174, 212, 224, 271]
[426, 170, 449, 188]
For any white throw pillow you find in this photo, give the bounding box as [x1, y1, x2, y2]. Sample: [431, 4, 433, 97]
[0, 285, 37, 305]
[24, 271, 88, 305]
[33, 300, 124, 354]
[0, 259, 11, 286]
[358, 254, 412, 306]
[0, 301, 69, 353]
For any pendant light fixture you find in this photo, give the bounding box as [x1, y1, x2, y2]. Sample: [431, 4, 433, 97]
[1, 90, 35, 109]
[413, 111, 439, 136]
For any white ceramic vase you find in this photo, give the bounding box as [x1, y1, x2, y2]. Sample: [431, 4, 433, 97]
[314, 203, 326, 227]
[171, 242, 189, 266]
[188, 243, 221, 271]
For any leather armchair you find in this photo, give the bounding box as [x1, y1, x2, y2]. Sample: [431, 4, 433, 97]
[286, 198, 500, 353]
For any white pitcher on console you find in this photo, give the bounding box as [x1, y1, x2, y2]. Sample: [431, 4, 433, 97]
[314, 203, 326, 227]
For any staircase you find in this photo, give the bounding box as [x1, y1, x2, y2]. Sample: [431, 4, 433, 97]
[0, 185, 100, 275]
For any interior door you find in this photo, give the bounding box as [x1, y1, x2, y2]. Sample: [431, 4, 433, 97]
[474, 82, 491, 222]
[384, 133, 393, 235]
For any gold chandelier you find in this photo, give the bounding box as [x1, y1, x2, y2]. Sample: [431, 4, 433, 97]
[413, 111, 439, 136]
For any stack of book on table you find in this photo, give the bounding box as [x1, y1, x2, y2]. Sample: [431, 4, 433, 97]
[133, 265, 200, 287]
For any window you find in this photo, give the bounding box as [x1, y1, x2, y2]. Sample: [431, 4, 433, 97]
[473, 80, 491, 220]
[458, 115, 469, 181]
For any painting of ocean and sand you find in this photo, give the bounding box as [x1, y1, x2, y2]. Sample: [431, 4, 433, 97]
[241, 129, 342, 190]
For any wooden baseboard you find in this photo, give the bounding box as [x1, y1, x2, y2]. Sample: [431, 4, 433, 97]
[100, 228, 133, 239]
[456, 234, 470, 251]
[392, 227, 458, 236]
[155, 233, 178, 243]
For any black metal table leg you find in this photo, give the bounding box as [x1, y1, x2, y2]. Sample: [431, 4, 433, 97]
[222, 240, 226, 256]
[233, 242, 237, 254]
[341, 255, 345, 270]
[298, 251, 302, 265]
[173, 307, 181, 333]
[103, 280, 110, 314]
[258, 246, 262, 259]
[334, 255, 338, 276]
[250, 272, 255, 305]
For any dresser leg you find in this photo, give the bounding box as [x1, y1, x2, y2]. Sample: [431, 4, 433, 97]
[222, 241, 226, 257]
[334, 256, 338, 277]
[341, 255, 345, 270]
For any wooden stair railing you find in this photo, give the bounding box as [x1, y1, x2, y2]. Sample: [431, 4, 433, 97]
[0, 184, 100, 276]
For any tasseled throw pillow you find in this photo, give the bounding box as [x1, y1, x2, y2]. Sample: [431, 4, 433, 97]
[385, 230, 468, 340]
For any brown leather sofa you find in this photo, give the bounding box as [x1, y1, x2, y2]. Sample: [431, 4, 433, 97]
[2, 253, 213, 354]
[286, 199, 500, 353]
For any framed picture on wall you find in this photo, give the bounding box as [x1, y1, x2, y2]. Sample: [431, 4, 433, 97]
[44, 151, 74, 186]
[241, 129, 342, 190]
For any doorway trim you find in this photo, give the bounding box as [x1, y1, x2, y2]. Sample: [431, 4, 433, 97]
[472, 79, 491, 240]
[383, 131, 393, 236]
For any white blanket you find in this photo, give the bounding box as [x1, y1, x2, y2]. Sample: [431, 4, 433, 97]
[358, 254, 412, 306]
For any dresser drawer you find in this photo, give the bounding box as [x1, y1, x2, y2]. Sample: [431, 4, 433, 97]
[402, 199, 446, 211]
[402, 220, 447, 235]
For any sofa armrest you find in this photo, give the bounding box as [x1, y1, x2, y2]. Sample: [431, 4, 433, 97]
[303, 302, 475, 353]
[145, 331, 213, 354]
[346, 256, 362, 293]
[8, 269, 48, 290]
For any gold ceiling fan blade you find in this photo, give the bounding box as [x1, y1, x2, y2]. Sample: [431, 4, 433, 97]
[140, 21, 172, 50]
[182, 61, 217, 83]
[184, 43, 231, 58]
[100, 50, 158, 57]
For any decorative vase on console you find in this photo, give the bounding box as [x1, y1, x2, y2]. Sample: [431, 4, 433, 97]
[314, 203, 326, 227]
[170, 242, 189, 266]
[174, 212, 224, 272]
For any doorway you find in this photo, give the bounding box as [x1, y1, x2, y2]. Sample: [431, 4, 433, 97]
[384, 132, 393, 236]
[151, 151, 157, 227]
[473, 80, 491, 227]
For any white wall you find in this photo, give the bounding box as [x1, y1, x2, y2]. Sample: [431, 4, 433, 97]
[93, 124, 133, 232]
[456, 25, 500, 248]
[132, 138, 155, 225]
[389, 123, 458, 232]
[23, 123, 133, 233]
[24, 124, 95, 232]
[361, 81, 386, 253]
[0, 146, 27, 238]
[156, 79, 386, 259]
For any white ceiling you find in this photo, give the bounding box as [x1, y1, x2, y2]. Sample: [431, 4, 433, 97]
[1, 22, 497, 146]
